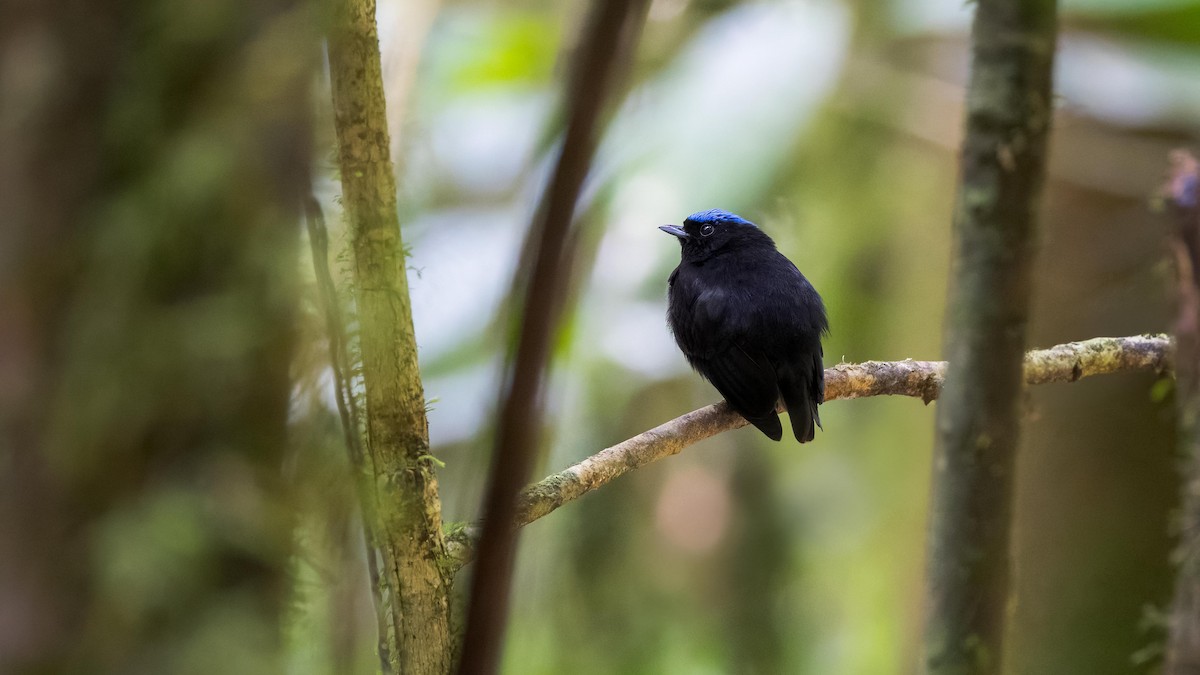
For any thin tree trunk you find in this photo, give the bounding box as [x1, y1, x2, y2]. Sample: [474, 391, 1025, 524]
[1165, 151, 1200, 675]
[920, 2, 1057, 674]
[326, 1, 453, 672]
[0, 1, 312, 672]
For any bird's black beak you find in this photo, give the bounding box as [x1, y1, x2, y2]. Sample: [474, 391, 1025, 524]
[659, 224, 688, 239]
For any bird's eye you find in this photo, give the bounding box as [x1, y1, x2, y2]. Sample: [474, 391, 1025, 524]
[700, 224, 715, 237]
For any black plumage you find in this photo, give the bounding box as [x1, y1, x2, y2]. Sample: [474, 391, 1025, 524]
[661, 209, 828, 442]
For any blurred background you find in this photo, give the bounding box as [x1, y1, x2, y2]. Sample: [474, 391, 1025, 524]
[290, 0, 1199, 673]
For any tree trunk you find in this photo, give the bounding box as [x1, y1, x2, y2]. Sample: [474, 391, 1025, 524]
[326, 1, 454, 672]
[0, 1, 313, 672]
[1165, 151, 1200, 675]
[920, 1, 1057, 674]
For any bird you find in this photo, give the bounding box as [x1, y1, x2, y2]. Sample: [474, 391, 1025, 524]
[660, 209, 828, 442]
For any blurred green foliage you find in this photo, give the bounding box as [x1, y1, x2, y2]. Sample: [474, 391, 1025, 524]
[289, 0, 1197, 673]
[445, 13, 561, 91]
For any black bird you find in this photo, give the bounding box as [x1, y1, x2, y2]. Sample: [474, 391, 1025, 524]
[661, 209, 828, 442]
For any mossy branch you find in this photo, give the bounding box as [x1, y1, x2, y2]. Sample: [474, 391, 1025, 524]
[443, 334, 1170, 571]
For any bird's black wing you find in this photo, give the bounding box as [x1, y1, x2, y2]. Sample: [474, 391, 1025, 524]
[778, 347, 822, 443]
[678, 283, 783, 441]
[755, 260, 827, 443]
[698, 344, 783, 441]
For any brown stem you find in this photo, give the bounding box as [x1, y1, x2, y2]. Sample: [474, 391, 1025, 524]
[455, 1, 649, 673]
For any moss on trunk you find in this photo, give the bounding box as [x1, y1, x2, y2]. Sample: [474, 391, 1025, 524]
[921, 2, 1058, 674]
[327, 0, 453, 672]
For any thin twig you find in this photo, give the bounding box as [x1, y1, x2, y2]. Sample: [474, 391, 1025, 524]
[304, 197, 366, 468]
[444, 334, 1171, 571]
[303, 196, 392, 674]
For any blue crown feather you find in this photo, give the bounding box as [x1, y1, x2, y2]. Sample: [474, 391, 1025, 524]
[684, 209, 756, 227]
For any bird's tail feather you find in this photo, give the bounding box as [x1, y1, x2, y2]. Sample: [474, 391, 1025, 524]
[781, 379, 817, 443]
[747, 412, 783, 442]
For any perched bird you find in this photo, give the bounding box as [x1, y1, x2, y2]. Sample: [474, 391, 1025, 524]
[660, 209, 828, 442]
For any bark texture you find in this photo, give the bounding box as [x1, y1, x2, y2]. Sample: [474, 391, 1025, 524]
[443, 334, 1165, 570]
[0, 1, 312, 672]
[921, 2, 1057, 674]
[327, 1, 452, 672]
[1166, 150, 1200, 675]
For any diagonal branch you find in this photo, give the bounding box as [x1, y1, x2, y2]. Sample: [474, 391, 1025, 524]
[444, 334, 1171, 571]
